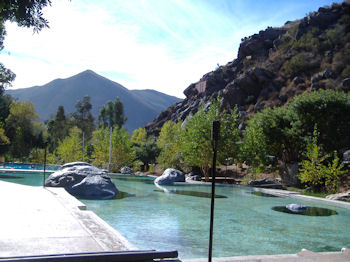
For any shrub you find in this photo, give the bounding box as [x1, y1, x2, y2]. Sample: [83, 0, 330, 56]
[283, 53, 309, 76]
[298, 128, 346, 193]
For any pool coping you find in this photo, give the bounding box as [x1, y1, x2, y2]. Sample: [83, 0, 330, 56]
[0, 180, 136, 257]
[44, 186, 137, 251]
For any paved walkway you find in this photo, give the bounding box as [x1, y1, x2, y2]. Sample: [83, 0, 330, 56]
[0, 180, 134, 257]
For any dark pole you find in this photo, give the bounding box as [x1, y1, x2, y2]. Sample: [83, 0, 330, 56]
[208, 120, 220, 262]
[43, 143, 47, 187]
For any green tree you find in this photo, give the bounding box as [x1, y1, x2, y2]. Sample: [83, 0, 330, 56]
[135, 138, 160, 171]
[0, 125, 9, 146]
[56, 127, 85, 164]
[298, 128, 346, 193]
[288, 90, 350, 153]
[131, 127, 147, 145]
[91, 127, 134, 171]
[157, 120, 183, 170]
[181, 98, 240, 180]
[240, 120, 269, 169]
[98, 98, 127, 128]
[242, 90, 350, 166]
[0, 94, 12, 122]
[4, 101, 43, 160]
[73, 95, 95, 141]
[47, 105, 71, 150]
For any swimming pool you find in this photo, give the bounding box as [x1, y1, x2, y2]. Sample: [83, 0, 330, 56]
[1, 173, 350, 259]
[0, 162, 60, 171]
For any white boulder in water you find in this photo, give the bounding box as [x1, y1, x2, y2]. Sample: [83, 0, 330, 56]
[154, 168, 185, 185]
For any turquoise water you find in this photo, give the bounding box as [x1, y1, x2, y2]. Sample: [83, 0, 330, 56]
[1, 173, 350, 259]
[0, 171, 47, 186]
[82, 175, 350, 259]
[0, 162, 60, 171]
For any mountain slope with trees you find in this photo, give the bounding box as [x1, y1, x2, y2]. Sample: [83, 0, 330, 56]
[6, 70, 181, 131]
[145, 1, 350, 136]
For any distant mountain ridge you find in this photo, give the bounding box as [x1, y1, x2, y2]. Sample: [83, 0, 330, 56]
[6, 70, 181, 131]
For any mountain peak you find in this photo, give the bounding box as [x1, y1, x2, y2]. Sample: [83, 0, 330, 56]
[6, 71, 181, 131]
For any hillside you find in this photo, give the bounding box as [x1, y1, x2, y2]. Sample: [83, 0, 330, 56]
[145, 1, 350, 135]
[6, 70, 181, 131]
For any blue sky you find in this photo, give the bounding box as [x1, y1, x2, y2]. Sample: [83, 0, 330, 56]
[0, 0, 342, 98]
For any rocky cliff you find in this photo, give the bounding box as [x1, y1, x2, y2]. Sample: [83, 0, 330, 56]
[146, 1, 350, 136]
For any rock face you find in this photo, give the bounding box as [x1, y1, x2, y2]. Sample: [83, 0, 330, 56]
[154, 168, 185, 185]
[145, 2, 350, 136]
[120, 166, 133, 174]
[45, 162, 119, 200]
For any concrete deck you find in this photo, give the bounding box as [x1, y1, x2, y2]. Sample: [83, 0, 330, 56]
[0, 180, 134, 257]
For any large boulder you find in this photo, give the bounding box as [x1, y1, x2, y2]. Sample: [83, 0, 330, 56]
[45, 163, 118, 200]
[185, 172, 202, 182]
[154, 168, 185, 185]
[59, 161, 92, 170]
[120, 166, 133, 174]
[66, 174, 119, 200]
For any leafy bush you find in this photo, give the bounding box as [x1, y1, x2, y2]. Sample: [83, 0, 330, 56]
[298, 128, 346, 193]
[293, 28, 321, 52]
[242, 90, 350, 167]
[341, 65, 350, 78]
[283, 53, 309, 76]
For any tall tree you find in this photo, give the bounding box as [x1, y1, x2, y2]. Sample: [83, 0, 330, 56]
[47, 105, 70, 150]
[131, 127, 147, 145]
[157, 121, 183, 170]
[181, 97, 240, 180]
[3, 101, 43, 160]
[92, 126, 134, 171]
[98, 97, 127, 128]
[73, 95, 95, 141]
[56, 127, 85, 164]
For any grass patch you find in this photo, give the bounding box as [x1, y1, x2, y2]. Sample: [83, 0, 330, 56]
[286, 187, 328, 198]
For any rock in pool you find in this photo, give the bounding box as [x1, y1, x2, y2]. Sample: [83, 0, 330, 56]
[185, 172, 202, 181]
[120, 166, 133, 174]
[286, 203, 309, 213]
[154, 168, 185, 185]
[45, 162, 118, 200]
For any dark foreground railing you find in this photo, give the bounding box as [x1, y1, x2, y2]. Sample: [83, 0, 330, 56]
[0, 250, 179, 262]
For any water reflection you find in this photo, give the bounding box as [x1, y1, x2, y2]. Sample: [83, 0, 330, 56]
[116, 191, 135, 200]
[272, 206, 338, 216]
[154, 184, 227, 198]
[251, 191, 279, 197]
[113, 176, 154, 184]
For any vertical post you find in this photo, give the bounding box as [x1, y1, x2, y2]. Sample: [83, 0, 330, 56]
[82, 131, 85, 161]
[43, 144, 47, 187]
[108, 126, 112, 172]
[208, 120, 220, 262]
